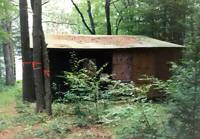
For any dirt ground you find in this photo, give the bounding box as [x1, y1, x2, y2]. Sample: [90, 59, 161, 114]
[0, 104, 21, 139]
[68, 126, 112, 139]
[0, 126, 24, 139]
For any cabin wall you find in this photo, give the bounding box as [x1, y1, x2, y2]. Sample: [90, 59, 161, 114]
[155, 48, 182, 80]
[131, 49, 155, 83]
[48, 48, 182, 92]
[112, 48, 183, 83]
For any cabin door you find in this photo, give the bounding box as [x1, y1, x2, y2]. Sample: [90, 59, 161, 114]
[112, 51, 132, 81]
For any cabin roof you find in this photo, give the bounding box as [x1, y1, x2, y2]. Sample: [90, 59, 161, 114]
[31, 34, 184, 49]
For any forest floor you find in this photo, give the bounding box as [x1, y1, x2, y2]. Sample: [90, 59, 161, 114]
[0, 82, 113, 139]
[0, 82, 167, 139]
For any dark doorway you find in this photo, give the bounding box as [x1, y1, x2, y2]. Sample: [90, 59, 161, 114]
[48, 49, 113, 93]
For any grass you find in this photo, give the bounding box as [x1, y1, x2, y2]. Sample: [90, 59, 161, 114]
[0, 82, 22, 132]
[0, 81, 22, 107]
[103, 102, 169, 138]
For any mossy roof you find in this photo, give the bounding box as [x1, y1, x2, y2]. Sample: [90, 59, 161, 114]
[32, 34, 184, 49]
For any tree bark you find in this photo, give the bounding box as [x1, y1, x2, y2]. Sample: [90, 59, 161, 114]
[31, 0, 52, 114]
[2, 21, 16, 86]
[105, 0, 112, 35]
[42, 32, 52, 115]
[32, 0, 46, 113]
[19, 0, 35, 102]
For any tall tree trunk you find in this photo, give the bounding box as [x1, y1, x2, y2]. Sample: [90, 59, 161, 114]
[32, 0, 45, 113]
[19, 0, 35, 102]
[105, 0, 112, 35]
[32, 0, 52, 114]
[87, 0, 96, 34]
[42, 32, 52, 115]
[2, 21, 16, 86]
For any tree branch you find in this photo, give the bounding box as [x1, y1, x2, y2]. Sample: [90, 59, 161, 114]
[42, 1, 49, 6]
[71, 0, 95, 34]
[113, 2, 123, 34]
[115, 16, 122, 35]
[43, 20, 77, 26]
[110, 0, 120, 4]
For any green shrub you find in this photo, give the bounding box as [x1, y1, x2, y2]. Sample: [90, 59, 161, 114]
[46, 117, 70, 137]
[164, 40, 200, 138]
[145, 38, 200, 138]
[54, 55, 137, 126]
[102, 102, 168, 138]
[58, 66, 136, 103]
[52, 103, 73, 117]
[56, 53, 136, 103]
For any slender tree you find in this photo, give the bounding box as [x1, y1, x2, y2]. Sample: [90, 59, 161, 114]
[71, 0, 96, 34]
[1, 0, 16, 86]
[105, 0, 112, 35]
[87, 0, 95, 34]
[2, 21, 15, 85]
[19, 0, 35, 102]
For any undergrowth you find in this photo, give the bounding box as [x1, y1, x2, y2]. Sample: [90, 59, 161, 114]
[0, 80, 170, 138]
[0, 81, 21, 106]
[0, 81, 22, 131]
[103, 101, 169, 138]
[50, 54, 171, 138]
[0, 60, 171, 139]
[14, 102, 71, 138]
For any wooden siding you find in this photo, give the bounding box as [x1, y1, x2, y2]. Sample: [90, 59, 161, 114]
[112, 51, 132, 80]
[132, 50, 155, 83]
[112, 48, 182, 83]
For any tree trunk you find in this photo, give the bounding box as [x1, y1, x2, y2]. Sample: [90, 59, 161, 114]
[32, 0, 45, 113]
[113, 3, 123, 35]
[115, 17, 122, 35]
[105, 0, 112, 35]
[32, 0, 52, 114]
[42, 32, 52, 115]
[87, 0, 96, 34]
[2, 21, 16, 86]
[19, 0, 35, 102]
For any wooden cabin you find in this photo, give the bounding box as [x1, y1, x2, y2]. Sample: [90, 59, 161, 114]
[44, 34, 183, 85]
